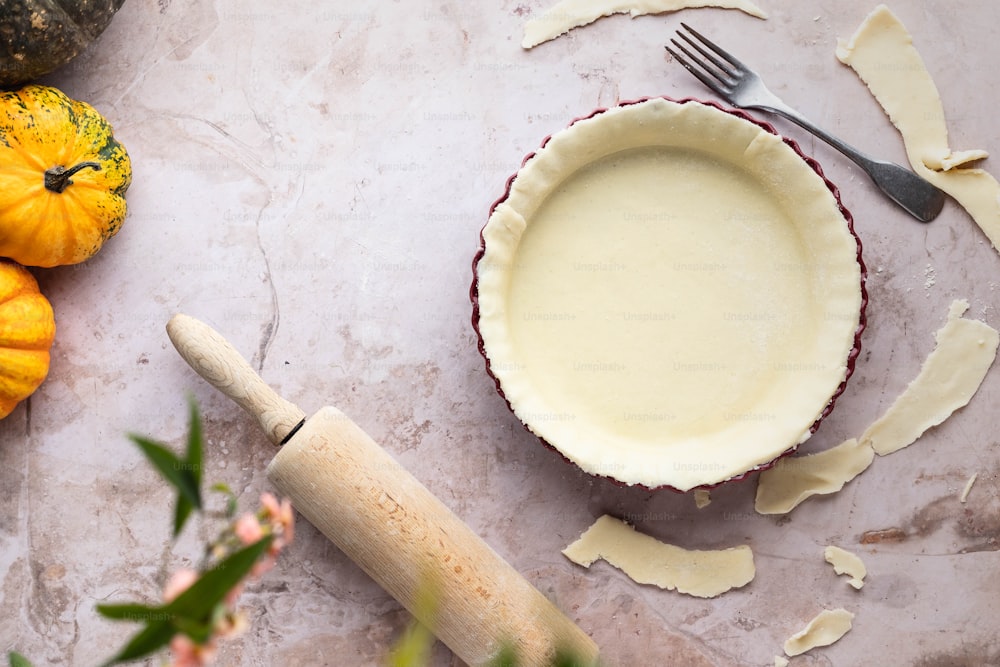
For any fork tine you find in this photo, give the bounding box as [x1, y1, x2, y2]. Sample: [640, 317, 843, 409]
[675, 33, 737, 80]
[678, 22, 748, 73]
[664, 42, 732, 96]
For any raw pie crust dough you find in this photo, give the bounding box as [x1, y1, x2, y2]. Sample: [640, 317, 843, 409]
[783, 608, 854, 657]
[838, 5, 1000, 251]
[476, 98, 863, 491]
[756, 300, 997, 513]
[754, 438, 873, 514]
[562, 514, 755, 598]
[960, 473, 978, 504]
[522, 0, 767, 49]
[824, 545, 866, 590]
[860, 300, 998, 456]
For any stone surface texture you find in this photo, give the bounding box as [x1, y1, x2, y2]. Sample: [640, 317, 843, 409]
[2, 1, 999, 666]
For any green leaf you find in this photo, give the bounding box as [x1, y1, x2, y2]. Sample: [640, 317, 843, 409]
[484, 644, 600, 667]
[488, 644, 519, 667]
[173, 496, 194, 540]
[8, 652, 33, 667]
[185, 397, 203, 489]
[550, 652, 581, 667]
[130, 436, 201, 508]
[95, 602, 167, 622]
[173, 398, 205, 536]
[385, 622, 435, 667]
[99, 619, 174, 667]
[171, 614, 217, 645]
[210, 482, 238, 518]
[551, 649, 600, 667]
[163, 536, 273, 622]
[129, 435, 201, 538]
[97, 539, 272, 665]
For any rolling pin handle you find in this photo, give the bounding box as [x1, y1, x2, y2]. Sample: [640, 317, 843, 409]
[166, 313, 306, 445]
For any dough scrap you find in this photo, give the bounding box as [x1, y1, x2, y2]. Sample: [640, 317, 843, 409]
[754, 438, 874, 515]
[926, 149, 989, 173]
[562, 514, 755, 598]
[859, 300, 999, 456]
[960, 473, 978, 504]
[773, 657, 789, 667]
[783, 608, 854, 657]
[522, 0, 767, 49]
[823, 545, 866, 589]
[693, 489, 712, 509]
[837, 5, 1000, 251]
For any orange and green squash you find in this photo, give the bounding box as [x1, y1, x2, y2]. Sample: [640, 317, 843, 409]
[0, 258, 55, 419]
[0, 84, 131, 267]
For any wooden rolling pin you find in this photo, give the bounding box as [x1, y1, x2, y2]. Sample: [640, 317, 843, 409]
[166, 314, 599, 667]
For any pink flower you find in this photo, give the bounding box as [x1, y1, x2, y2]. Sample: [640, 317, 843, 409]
[261, 493, 295, 552]
[157, 496, 296, 667]
[261, 494, 294, 534]
[250, 555, 276, 579]
[163, 568, 198, 603]
[223, 580, 245, 608]
[169, 634, 216, 667]
[214, 610, 248, 639]
[210, 543, 227, 561]
[234, 513, 264, 546]
[260, 492, 281, 519]
[277, 497, 294, 545]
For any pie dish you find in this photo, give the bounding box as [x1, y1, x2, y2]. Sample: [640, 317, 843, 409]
[471, 97, 867, 491]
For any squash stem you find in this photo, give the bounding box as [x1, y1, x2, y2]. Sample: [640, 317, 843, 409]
[44, 162, 102, 193]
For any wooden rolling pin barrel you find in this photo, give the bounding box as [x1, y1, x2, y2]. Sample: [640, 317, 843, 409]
[165, 314, 599, 666]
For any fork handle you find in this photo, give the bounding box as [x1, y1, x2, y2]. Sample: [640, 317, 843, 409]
[754, 103, 945, 223]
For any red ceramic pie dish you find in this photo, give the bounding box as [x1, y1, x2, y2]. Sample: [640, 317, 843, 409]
[470, 96, 867, 492]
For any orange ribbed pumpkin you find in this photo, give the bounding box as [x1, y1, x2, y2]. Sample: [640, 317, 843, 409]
[0, 259, 56, 419]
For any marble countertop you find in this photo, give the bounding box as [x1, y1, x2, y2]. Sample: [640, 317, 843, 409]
[3, 1, 999, 665]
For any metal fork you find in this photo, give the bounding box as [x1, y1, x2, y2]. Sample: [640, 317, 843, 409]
[665, 23, 945, 223]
